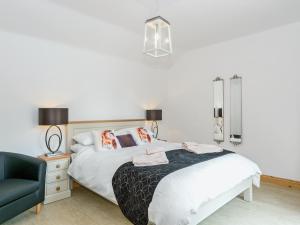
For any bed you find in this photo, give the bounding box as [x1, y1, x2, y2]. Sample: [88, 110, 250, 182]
[66, 119, 261, 225]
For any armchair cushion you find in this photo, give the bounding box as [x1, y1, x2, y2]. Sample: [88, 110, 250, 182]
[0, 179, 40, 207]
[3, 152, 45, 181]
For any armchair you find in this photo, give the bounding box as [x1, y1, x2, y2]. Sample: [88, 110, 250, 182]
[0, 152, 46, 224]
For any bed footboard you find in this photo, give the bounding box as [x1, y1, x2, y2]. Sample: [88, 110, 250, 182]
[154, 176, 255, 225]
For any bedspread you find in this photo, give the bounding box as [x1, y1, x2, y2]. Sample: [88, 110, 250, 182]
[112, 149, 232, 225]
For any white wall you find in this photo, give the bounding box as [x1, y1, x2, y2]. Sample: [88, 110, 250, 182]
[166, 22, 300, 181]
[0, 30, 166, 156]
[1, 0, 299, 182]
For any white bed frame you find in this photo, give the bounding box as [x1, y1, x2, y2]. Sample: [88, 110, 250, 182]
[67, 119, 254, 225]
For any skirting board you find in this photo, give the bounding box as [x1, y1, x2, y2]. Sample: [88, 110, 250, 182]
[261, 175, 300, 190]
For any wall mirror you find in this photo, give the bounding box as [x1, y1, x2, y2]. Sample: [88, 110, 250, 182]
[230, 75, 242, 144]
[213, 77, 224, 143]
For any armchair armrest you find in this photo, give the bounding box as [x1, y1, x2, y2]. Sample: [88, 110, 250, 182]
[3, 152, 46, 182]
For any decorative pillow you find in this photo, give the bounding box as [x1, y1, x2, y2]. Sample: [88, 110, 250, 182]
[115, 127, 155, 146]
[136, 127, 152, 144]
[73, 132, 94, 146]
[116, 134, 137, 148]
[144, 127, 155, 138]
[102, 130, 119, 150]
[93, 130, 120, 151]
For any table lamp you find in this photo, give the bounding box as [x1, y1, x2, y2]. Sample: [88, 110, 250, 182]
[146, 109, 162, 138]
[39, 108, 68, 156]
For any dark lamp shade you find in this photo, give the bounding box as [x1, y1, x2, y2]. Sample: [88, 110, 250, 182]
[146, 109, 162, 121]
[39, 108, 68, 125]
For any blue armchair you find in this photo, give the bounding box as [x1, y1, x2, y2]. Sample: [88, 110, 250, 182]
[0, 152, 47, 224]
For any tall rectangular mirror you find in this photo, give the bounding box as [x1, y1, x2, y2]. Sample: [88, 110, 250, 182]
[213, 77, 224, 143]
[230, 75, 242, 144]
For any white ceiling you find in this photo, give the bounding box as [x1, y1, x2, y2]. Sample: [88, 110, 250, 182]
[1, 0, 300, 62]
[50, 0, 300, 51]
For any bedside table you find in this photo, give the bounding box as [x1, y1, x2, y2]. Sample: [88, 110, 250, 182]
[39, 153, 71, 204]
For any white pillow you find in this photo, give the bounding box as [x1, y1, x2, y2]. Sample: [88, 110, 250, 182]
[93, 131, 103, 151]
[73, 132, 94, 146]
[70, 144, 93, 153]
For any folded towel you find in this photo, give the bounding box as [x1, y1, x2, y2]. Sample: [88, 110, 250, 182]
[146, 147, 166, 155]
[133, 152, 169, 167]
[182, 142, 200, 151]
[182, 142, 199, 148]
[182, 142, 223, 154]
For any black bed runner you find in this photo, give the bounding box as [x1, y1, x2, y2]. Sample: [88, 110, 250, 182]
[112, 149, 232, 225]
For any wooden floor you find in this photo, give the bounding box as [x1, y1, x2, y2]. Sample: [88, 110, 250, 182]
[4, 183, 300, 225]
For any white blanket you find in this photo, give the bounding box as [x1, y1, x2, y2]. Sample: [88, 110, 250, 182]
[148, 153, 261, 225]
[68, 141, 261, 225]
[68, 141, 180, 204]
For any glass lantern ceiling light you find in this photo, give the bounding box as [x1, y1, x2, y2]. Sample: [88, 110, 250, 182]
[143, 16, 172, 58]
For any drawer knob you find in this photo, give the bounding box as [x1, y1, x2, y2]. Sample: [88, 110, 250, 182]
[56, 186, 61, 192]
[56, 175, 61, 180]
[56, 164, 61, 169]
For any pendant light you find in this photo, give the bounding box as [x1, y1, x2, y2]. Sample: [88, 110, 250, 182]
[143, 1, 172, 58]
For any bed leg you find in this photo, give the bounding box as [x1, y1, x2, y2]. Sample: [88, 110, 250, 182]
[243, 185, 253, 202]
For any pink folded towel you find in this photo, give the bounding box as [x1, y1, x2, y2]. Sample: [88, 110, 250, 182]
[133, 152, 169, 167]
[182, 142, 222, 154]
[146, 147, 166, 155]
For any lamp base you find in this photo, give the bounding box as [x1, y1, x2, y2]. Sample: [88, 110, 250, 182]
[151, 121, 159, 138]
[44, 151, 63, 157]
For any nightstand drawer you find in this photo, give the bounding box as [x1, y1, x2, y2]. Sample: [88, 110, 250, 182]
[46, 170, 68, 183]
[46, 180, 69, 195]
[47, 159, 69, 172]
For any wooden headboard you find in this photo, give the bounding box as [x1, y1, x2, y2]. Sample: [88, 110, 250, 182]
[66, 119, 146, 152]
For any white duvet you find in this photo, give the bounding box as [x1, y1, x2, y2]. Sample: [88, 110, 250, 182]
[68, 141, 261, 225]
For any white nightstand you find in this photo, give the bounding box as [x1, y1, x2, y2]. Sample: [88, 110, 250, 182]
[39, 153, 71, 204]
